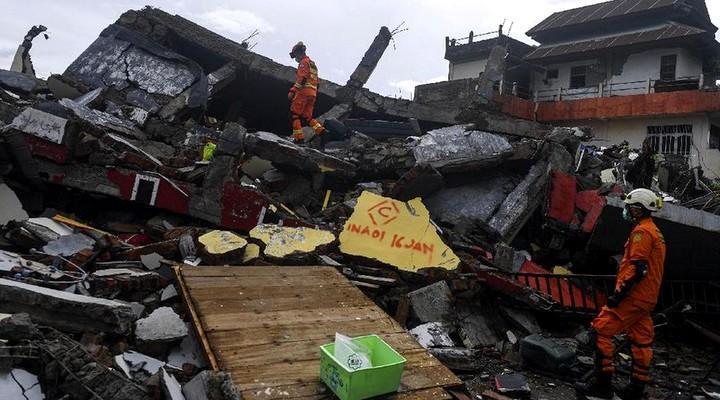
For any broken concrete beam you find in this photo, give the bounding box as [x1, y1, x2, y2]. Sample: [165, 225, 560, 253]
[458, 307, 502, 348]
[347, 26, 392, 89]
[0, 69, 46, 94]
[242, 130, 356, 178]
[135, 306, 188, 344]
[249, 224, 335, 259]
[326, 132, 415, 178]
[407, 281, 454, 323]
[412, 125, 513, 173]
[475, 46, 507, 104]
[457, 107, 551, 139]
[409, 322, 455, 348]
[428, 348, 484, 372]
[59, 97, 146, 140]
[488, 161, 550, 242]
[0, 278, 136, 334]
[339, 191, 460, 272]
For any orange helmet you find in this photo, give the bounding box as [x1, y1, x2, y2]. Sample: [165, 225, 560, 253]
[290, 41, 306, 58]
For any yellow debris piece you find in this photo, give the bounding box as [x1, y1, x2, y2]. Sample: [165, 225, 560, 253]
[198, 230, 247, 254]
[249, 224, 335, 258]
[553, 266, 571, 275]
[339, 191, 459, 272]
[242, 243, 261, 263]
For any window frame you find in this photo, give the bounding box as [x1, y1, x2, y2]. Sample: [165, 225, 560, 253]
[546, 69, 559, 80]
[647, 124, 693, 156]
[569, 65, 587, 89]
[660, 54, 677, 81]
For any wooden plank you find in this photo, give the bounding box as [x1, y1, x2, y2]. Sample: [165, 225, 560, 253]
[177, 265, 462, 399]
[193, 290, 372, 313]
[215, 333, 423, 368]
[187, 284, 357, 301]
[226, 349, 457, 392]
[207, 317, 402, 348]
[181, 265, 339, 277]
[174, 266, 219, 371]
[199, 306, 385, 331]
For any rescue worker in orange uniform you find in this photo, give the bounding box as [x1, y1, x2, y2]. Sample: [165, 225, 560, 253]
[576, 188, 666, 400]
[288, 42, 327, 144]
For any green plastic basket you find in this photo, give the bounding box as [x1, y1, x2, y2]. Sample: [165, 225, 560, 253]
[320, 335, 406, 400]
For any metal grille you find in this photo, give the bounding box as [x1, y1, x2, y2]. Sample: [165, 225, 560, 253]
[647, 124, 693, 156]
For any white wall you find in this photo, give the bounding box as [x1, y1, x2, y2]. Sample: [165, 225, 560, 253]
[449, 59, 487, 80]
[605, 48, 702, 96]
[530, 48, 703, 101]
[531, 58, 599, 101]
[580, 114, 720, 179]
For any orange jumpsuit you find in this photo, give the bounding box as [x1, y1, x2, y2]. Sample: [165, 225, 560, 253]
[591, 217, 666, 382]
[289, 55, 325, 141]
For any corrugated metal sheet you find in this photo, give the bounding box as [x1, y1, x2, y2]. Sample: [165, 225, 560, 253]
[527, 0, 677, 35]
[525, 22, 705, 60]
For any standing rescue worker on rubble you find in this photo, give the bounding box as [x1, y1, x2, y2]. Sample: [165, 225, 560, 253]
[288, 41, 327, 144]
[576, 188, 666, 400]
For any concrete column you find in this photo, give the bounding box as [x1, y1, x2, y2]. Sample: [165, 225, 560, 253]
[346, 26, 392, 89]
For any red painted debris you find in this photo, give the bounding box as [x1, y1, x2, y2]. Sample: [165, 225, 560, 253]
[220, 182, 268, 231]
[25, 135, 68, 164]
[546, 171, 576, 224]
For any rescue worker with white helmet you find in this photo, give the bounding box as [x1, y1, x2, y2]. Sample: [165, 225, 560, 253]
[576, 188, 666, 400]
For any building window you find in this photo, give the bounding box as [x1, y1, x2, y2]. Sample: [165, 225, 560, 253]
[660, 55, 677, 81]
[647, 124, 692, 156]
[710, 124, 720, 149]
[570, 66, 587, 88]
[546, 69, 559, 80]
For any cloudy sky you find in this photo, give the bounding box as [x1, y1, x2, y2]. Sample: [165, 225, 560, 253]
[1, 0, 719, 98]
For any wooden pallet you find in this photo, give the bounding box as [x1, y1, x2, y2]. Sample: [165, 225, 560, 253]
[175, 265, 462, 399]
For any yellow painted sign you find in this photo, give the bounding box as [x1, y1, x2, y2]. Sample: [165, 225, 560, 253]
[339, 191, 459, 272]
[250, 224, 336, 258]
[199, 230, 247, 254]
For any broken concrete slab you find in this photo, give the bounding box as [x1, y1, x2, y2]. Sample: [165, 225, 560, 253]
[458, 308, 502, 348]
[0, 183, 29, 225]
[425, 172, 517, 235]
[10, 106, 69, 144]
[0, 69, 46, 94]
[0, 278, 136, 334]
[161, 284, 178, 302]
[242, 130, 356, 178]
[413, 125, 514, 172]
[249, 224, 335, 259]
[198, 230, 247, 264]
[409, 322, 455, 348]
[500, 306, 541, 335]
[0, 369, 44, 400]
[407, 281, 454, 323]
[162, 368, 186, 400]
[0, 313, 41, 341]
[182, 370, 243, 400]
[135, 306, 188, 344]
[120, 350, 167, 379]
[428, 348, 484, 372]
[339, 191, 460, 272]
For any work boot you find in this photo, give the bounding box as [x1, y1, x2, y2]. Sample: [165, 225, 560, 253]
[575, 373, 614, 399]
[617, 380, 645, 400]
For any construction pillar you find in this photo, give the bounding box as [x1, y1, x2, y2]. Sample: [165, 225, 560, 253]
[346, 26, 392, 90]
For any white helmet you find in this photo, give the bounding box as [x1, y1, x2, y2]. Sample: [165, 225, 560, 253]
[624, 188, 662, 212]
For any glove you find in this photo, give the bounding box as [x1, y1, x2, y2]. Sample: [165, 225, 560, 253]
[287, 91, 295, 101]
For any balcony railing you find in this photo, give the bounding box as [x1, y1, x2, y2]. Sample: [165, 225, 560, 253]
[528, 75, 712, 102]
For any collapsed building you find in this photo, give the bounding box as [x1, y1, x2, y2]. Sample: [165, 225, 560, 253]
[0, 6, 719, 400]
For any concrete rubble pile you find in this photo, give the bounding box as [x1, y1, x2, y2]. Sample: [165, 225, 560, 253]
[1, 6, 719, 400]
